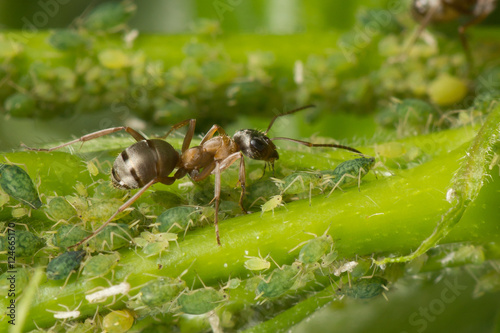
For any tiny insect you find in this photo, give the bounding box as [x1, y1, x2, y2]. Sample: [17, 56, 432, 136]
[244, 253, 272, 271]
[409, 0, 497, 64]
[255, 261, 303, 299]
[260, 195, 284, 217]
[139, 277, 187, 307]
[1, 230, 45, 258]
[85, 281, 130, 303]
[297, 232, 334, 265]
[45, 197, 77, 222]
[0, 164, 42, 209]
[81, 252, 120, 278]
[177, 287, 227, 315]
[46, 250, 86, 281]
[323, 156, 376, 196]
[47, 303, 83, 320]
[102, 309, 135, 333]
[23, 105, 363, 247]
[340, 276, 388, 299]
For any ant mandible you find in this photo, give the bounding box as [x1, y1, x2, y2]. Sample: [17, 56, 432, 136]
[23, 105, 363, 247]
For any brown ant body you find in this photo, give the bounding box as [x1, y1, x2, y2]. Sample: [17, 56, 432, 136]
[409, 0, 496, 64]
[23, 105, 363, 246]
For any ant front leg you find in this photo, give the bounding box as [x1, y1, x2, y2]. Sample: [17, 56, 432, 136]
[68, 178, 157, 249]
[22, 127, 146, 151]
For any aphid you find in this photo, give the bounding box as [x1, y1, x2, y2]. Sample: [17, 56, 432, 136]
[333, 261, 359, 277]
[23, 105, 363, 246]
[409, 0, 496, 64]
[340, 276, 388, 299]
[102, 309, 134, 333]
[156, 206, 205, 233]
[47, 302, 83, 320]
[139, 277, 187, 307]
[133, 231, 177, 257]
[85, 281, 131, 303]
[45, 197, 77, 222]
[46, 250, 86, 280]
[255, 262, 303, 299]
[278, 171, 323, 196]
[260, 195, 284, 217]
[244, 254, 271, 271]
[0, 230, 45, 258]
[88, 223, 136, 251]
[86, 160, 100, 177]
[225, 278, 241, 290]
[297, 233, 334, 265]
[323, 156, 376, 196]
[82, 0, 137, 33]
[52, 225, 91, 250]
[0, 188, 10, 207]
[177, 287, 227, 315]
[0, 164, 42, 209]
[11, 207, 29, 219]
[81, 252, 120, 278]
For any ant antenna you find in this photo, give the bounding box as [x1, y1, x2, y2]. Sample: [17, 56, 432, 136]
[264, 104, 316, 135]
[271, 137, 364, 156]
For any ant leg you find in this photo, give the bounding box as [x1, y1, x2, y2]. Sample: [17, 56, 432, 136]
[219, 152, 247, 213]
[271, 137, 364, 155]
[22, 127, 146, 151]
[213, 161, 222, 246]
[68, 178, 157, 249]
[264, 105, 316, 135]
[156, 119, 196, 149]
[200, 124, 227, 145]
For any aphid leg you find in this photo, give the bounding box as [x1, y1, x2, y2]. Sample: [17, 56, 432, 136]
[219, 152, 246, 214]
[326, 173, 358, 197]
[68, 178, 157, 249]
[271, 137, 364, 156]
[22, 127, 146, 151]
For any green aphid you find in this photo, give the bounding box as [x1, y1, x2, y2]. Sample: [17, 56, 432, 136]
[89, 223, 135, 251]
[102, 309, 134, 333]
[341, 277, 388, 299]
[157, 206, 204, 233]
[4, 93, 36, 118]
[149, 190, 185, 209]
[323, 157, 375, 193]
[0, 230, 45, 257]
[45, 197, 77, 222]
[280, 171, 322, 195]
[256, 262, 302, 298]
[299, 234, 334, 264]
[0, 164, 42, 209]
[140, 277, 187, 307]
[46, 251, 86, 280]
[351, 259, 373, 278]
[0, 267, 29, 297]
[52, 225, 90, 249]
[142, 241, 169, 257]
[321, 251, 339, 267]
[83, 1, 137, 33]
[48, 29, 88, 51]
[0, 187, 10, 207]
[177, 288, 226, 315]
[82, 252, 120, 278]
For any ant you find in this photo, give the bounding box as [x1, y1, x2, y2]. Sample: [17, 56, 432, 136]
[408, 0, 496, 65]
[23, 105, 363, 247]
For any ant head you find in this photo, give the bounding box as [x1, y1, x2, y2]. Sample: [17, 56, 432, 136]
[233, 129, 279, 163]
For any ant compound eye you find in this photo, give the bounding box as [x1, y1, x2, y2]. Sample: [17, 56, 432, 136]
[250, 138, 267, 151]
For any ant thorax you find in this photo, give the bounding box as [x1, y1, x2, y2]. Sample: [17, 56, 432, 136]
[233, 129, 279, 162]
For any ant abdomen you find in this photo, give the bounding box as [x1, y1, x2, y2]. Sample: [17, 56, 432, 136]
[112, 139, 179, 189]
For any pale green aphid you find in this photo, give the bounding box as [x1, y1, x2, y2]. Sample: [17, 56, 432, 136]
[278, 171, 323, 195]
[11, 207, 29, 218]
[244, 256, 271, 271]
[321, 250, 339, 267]
[142, 241, 169, 257]
[86, 160, 99, 177]
[0, 187, 10, 207]
[88, 223, 135, 252]
[256, 262, 302, 298]
[52, 225, 90, 250]
[341, 276, 388, 299]
[225, 278, 241, 290]
[45, 197, 77, 222]
[157, 206, 206, 233]
[177, 287, 227, 315]
[322, 156, 376, 195]
[46, 251, 86, 280]
[134, 231, 178, 256]
[140, 277, 187, 307]
[82, 252, 120, 278]
[298, 233, 334, 264]
[0, 164, 42, 209]
[260, 195, 284, 217]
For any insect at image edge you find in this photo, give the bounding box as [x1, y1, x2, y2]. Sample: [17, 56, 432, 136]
[22, 105, 366, 247]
